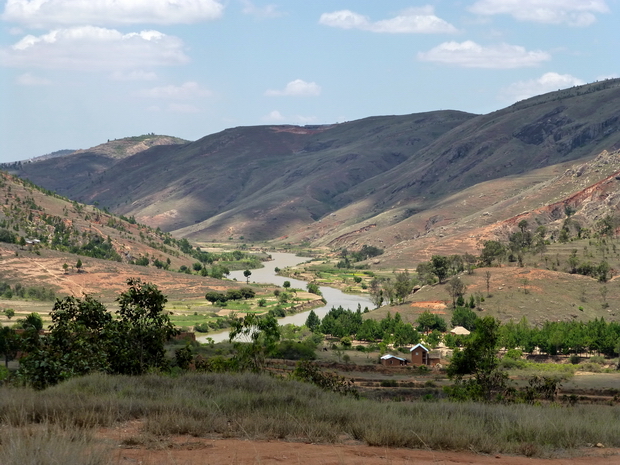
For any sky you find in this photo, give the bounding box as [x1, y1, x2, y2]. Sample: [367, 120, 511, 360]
[0, 0, 618, 162]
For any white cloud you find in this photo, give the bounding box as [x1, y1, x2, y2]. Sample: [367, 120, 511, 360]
[2, 0, 224, 27]
[319, 6, 457, 34]
[501, 72, 585, 101]
[468, 0, 609, 27]
[111, 70, 158, 81]
[138, 82, 211, 99]
[0, 26, 188, 70]
[16, 72, 51, 85]
[241, 0, 284, 19]
[262, 110, 286, 122]
[265, 79, 321, 97]
[418, 41, 550, 68]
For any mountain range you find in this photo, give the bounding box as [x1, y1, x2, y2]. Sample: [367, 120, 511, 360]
[9, 78, 620, 266]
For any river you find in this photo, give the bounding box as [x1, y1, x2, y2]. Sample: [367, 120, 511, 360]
[197, 252, 373, 343]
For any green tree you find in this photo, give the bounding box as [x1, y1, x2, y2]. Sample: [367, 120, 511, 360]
[18, 296, 112, 389]
[416, 310, 447, 333]
[305, 309, 320, 332]
[229, 313, 281, 372]
[243, 269, 252, 284]
[480, 240, 506, 267]
[447, 317, 508, 402]
[306, 282, 322, 296]
[76, 258, 83, 273]
[62, 263, 68, 274]
[283, 280, 291, 290]
[205, 291, 225, 305]
[22, 312, 43, 331]
[431, 255, 449, 283]
[108, 278, 178, 375]
[393, 270, 415, 304]
[3, 308, 14, 320]
[451, 306, 478, 331]
[0, 326, 20, 368]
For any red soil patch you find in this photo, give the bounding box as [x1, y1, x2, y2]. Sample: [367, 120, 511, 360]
[410, 301, 447, 310]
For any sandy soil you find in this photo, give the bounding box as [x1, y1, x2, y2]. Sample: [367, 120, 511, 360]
[100, 425, 620, 465]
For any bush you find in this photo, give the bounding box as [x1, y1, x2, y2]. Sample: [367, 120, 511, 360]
[194, 323, 209, 333]
[272, 340, 316, 360]
[380, 379, 398, 387]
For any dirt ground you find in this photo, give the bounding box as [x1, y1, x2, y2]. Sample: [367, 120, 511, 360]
[100, 422, 620, 465]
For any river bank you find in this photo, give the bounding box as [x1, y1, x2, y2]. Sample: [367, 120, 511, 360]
[197, 252, 373, 343]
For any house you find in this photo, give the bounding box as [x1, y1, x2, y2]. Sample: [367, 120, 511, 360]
[380, 354, 409, 366]
[410, 343, 430, 366]
[450, 326, 470, 336]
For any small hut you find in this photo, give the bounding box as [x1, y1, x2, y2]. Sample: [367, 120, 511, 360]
[380, 354, 409, 366]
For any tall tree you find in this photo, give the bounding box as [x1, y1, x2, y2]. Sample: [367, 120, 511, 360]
[305, 310, 320, 332]
[447, 317, 507, 401]
[446, 276, 467, 308]
[431, 255, 449, 283]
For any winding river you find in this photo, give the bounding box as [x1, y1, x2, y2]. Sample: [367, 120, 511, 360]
[197, 252, 373, 343]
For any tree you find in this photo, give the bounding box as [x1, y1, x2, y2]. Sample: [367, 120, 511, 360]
[283, 280, 291, 290]
[480, 240, 506, 267]
[62, 263, 68, 274]
[108, 278, 178, 375]
[229, 313, 280, 372]
[22, 312, 43, 331]
[76, 258, 83, 273]
[18, 296, 112, 389]
[0, 326, 20, 368]
[446, 276, 467, 308]
[368, 278, 384, 308]
[393, 270, 415, 304]
[205, 291, 225, 305]
[416, 310, 447, 333]
[307, 282, 322, 296]
[431, 255, 449, 283]
[451, 306, 478, 331]
[305, 310, 320, 332]
[3, 308, 14, 320]
[447, 317, 508, 402]
[243, 269, 252, 284]
[485, 270, 492, 297]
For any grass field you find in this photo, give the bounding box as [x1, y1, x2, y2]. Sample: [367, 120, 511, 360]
[1, 370, 620, 463]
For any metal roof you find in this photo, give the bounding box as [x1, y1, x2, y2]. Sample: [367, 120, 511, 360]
[380, 354, 406, 361]
[409, 343, 429, 352]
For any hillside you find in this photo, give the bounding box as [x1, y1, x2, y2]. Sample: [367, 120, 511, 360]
[5, 134, 188, 197]
[11, 79, 620, 259]
[0, 172, 247, 305]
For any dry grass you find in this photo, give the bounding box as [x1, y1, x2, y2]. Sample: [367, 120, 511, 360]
[1, 372, 620, 458]
[0, 423, 111, 465]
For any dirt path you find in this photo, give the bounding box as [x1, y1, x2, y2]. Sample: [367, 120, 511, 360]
[97, 423, 620, 465]
[110, 438, 620, 465]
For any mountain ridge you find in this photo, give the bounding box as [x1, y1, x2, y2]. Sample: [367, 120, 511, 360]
[11, 79, 620, 265]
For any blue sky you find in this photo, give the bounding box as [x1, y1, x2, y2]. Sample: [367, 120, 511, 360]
[0, 0, 618, 162]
